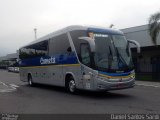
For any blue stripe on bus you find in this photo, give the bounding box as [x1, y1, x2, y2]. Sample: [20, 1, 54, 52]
[98, 71, 132, 77]
[19, 53, 78, 67]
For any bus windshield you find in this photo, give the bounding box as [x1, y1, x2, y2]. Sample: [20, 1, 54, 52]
[94, 33, 134, 72]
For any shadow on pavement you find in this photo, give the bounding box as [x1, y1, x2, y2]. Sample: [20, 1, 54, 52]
[24, 83, 133, 99]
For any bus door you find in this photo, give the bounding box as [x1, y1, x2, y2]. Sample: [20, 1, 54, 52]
[80, 43, 94, 90]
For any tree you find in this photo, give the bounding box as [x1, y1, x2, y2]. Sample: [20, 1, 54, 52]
[148, 12, 160, 45]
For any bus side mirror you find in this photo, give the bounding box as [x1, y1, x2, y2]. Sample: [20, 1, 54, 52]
[128, 39, 141, 53]
[78, 37, 95, 52]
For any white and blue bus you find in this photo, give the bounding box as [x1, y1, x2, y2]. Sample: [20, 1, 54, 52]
[19, 25, 140, 93]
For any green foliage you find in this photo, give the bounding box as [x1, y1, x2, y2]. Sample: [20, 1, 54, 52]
[148, 12, 160, 45]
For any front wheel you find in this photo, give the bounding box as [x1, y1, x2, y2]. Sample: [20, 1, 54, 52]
[67, 78, 77, 94]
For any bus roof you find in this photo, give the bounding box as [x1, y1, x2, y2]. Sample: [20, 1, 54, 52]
[20, 25, 123, 49]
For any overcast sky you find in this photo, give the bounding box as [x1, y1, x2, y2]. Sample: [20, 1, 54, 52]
[0, 0, 160, 56]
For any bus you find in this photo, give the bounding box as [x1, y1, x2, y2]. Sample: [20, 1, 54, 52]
[19, 25, 140, 93]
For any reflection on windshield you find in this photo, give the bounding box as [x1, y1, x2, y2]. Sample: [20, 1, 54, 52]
[112, 35, 131, 66]
[94, 34, 133, 72]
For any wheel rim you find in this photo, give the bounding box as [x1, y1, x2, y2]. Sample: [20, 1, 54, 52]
[69, 80, 76, 92]
[29, 77, 32, 85]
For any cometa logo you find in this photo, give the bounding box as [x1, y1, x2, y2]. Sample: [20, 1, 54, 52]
[40, 57, 56, 65]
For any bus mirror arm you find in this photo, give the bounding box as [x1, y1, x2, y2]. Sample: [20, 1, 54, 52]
[128, 39, 141, 53]
[78, 37, 95, 52]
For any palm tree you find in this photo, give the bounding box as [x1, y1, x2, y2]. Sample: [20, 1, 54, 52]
[148, 12, 160, 45]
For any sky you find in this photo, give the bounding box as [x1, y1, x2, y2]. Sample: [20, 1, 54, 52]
[0, 0, 160, 56]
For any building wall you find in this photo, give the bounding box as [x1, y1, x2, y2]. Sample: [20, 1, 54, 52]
[134, 49, 160, 73]
[121, 25, 160, 47]
[0, 52, 19, 69]
[121, 25, 160, 80]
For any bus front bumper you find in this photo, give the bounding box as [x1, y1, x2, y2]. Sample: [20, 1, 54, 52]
[95, 78, 135, 91]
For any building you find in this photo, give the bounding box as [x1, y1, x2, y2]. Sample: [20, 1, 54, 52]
[0, 52, 19, 69]
[121, 24, 160, 80]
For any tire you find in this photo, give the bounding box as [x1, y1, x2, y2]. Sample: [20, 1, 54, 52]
[67, 77, 77, 94]
[28, 74, 34, 86]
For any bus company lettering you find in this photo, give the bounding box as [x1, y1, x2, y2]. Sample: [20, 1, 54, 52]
[40, 57, 56, 65]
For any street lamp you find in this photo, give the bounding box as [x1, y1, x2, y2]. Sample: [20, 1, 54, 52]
[34, 28, 37, 40]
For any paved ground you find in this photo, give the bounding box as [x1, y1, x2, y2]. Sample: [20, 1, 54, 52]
[0, 69, 160, 114]
[136, 80, 160, 88]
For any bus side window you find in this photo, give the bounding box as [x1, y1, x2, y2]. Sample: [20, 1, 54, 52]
[49, 34, 70, 56]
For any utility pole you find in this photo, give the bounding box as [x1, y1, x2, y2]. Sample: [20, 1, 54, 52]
[34, 28, 37, 40]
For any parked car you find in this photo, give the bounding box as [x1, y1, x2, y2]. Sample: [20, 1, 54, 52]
[14, 67, 19, 73]
[8, 67, 19, 73]
[8, 67, 15, 72]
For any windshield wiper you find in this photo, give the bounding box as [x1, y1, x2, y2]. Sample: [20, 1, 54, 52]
[126, 42, 130, 57]
[114, 47, 128, 68]
[108, 46, 113, 70]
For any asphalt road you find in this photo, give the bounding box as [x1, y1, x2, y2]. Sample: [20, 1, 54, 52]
[0, 70, 160, 114]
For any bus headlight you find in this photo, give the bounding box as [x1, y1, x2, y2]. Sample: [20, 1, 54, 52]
[130, 74, 135, 79]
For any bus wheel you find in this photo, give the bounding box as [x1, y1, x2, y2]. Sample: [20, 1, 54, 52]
[68, 78, 76, 94]
[28, 74, 34, 86]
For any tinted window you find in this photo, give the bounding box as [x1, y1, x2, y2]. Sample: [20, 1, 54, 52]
[70, 30, 87, 55]
[80, 43, 91, 66]
[19, 40, 48, 59]
[49, 34, 70, 55]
